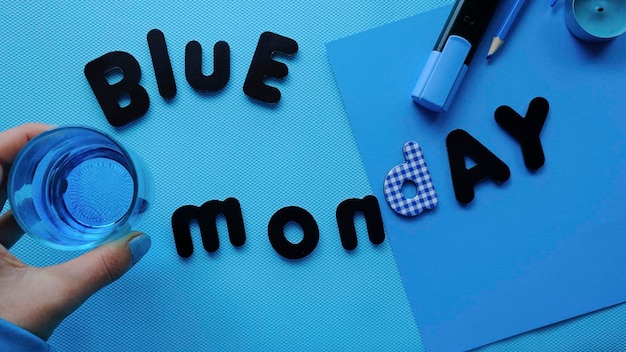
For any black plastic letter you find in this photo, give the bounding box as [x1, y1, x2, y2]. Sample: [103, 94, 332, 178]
[185, 40, 230, 92]
[243, 32, 298, 103]
[446, 129, 511, 204]
[84, 51, 149, 127]
[171, 198, 246, 258]
[495, 97, 549, 170]
[336, 196, 385, 251]
[268, 206, 318, 260]
[147, 29, 176, 99]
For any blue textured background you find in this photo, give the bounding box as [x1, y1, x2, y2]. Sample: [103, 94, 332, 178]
[1, 1, 624, 351]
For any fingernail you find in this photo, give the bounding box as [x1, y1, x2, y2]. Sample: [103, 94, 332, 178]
[129, 233, 151, 265]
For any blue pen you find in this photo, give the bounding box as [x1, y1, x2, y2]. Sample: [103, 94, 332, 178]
[487, 0, 528, 59]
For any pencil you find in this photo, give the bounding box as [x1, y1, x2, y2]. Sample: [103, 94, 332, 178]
[487, 0, 527, 59]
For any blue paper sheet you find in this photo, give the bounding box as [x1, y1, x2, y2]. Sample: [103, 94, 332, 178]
[327, 1, 626, 351]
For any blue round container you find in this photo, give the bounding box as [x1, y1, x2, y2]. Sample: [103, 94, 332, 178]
[565, 0, 626, 42]
[8, 126, 152, 250]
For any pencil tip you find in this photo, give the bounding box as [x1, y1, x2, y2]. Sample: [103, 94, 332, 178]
[487, 37, 504, 60]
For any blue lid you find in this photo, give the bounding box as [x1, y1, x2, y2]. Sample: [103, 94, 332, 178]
[412, 35, 471, 113]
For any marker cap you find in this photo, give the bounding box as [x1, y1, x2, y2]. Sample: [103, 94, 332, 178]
[412, 35, 471, 113]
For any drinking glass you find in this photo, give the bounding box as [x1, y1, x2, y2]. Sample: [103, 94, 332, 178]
[8, 126, 152, 250]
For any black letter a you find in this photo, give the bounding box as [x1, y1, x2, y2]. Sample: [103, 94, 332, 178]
[446, 129, 510, 204]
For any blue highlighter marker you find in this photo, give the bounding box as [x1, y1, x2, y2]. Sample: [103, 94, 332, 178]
[412, 0, 501, 113]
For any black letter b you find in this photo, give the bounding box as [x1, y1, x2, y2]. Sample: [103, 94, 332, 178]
[84, 51, 150, 127]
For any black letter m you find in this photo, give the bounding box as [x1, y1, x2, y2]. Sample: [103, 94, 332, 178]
[171, 198, 246, 258]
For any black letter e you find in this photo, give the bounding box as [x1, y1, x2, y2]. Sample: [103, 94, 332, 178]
[243, 32, 298, 104]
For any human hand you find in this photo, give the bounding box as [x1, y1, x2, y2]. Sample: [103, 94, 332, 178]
[0, 123, 151, 341]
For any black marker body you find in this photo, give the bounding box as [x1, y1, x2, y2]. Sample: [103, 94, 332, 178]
[434, 0, 501, 65]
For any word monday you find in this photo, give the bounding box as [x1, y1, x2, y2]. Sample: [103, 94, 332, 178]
[168, 97, 549, 259]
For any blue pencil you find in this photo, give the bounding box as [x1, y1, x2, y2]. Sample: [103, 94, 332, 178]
[487, 0, 528, 59]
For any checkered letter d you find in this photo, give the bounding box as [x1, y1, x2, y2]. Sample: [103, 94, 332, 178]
[383, 141, 438, 217]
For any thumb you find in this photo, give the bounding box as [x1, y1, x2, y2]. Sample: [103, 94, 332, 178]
[17, 232, 151, 340]
[49, 232, 151, 309]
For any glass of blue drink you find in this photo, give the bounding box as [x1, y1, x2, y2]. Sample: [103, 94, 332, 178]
[8, 126, 152, 250]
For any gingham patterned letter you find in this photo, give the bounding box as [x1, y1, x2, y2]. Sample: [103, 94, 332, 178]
[383, 141, 438, 217]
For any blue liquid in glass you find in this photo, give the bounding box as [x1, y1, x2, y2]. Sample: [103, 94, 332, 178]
[9, 127, 150, 250]
[34, 147, 137, 247]
[61, 157, 133, 227]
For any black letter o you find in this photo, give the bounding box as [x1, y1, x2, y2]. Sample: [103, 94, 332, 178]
[268, 206, 319, 260]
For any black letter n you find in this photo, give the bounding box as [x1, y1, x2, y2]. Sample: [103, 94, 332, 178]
[336, 195, 385, 251]
[171, 198, 246, 258]
[84, 51, 149, 127]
